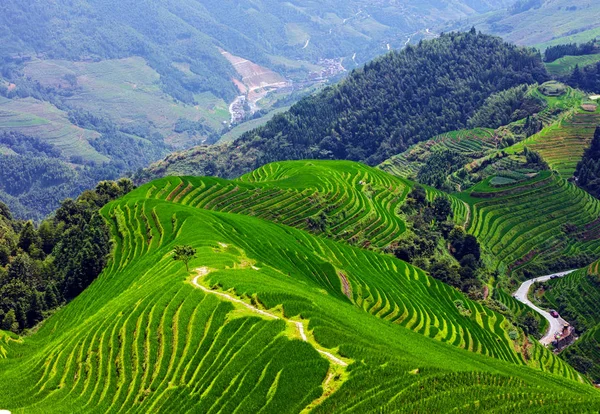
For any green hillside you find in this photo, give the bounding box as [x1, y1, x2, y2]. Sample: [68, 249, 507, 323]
[461, 172, 600, 276]
[508, 107, 600, 178]
[3, 160, 600, 412]
[140, 32, 549, 184]
[545, 54, 600, 76]
[534, 261, 600, 381]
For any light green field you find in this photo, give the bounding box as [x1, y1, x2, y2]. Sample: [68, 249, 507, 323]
[545, 54, 600, 76]
[2, 160, 598, 412]
[536, 27, 600, 52]
[0, 97, 106, 163]
[23, 57, 228, 147]
[508, 108, 600, 178]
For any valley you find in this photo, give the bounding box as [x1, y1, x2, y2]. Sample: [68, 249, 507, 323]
[4, 1, 600, 410]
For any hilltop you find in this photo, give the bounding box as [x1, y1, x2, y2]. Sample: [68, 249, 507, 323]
[2, 160, 600, 412]
[140, 31, 548, 181]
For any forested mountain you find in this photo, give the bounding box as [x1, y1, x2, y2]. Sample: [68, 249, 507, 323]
[0, 0, 516, 221]
[0, 0, 511, 103]
[141, 31, 548, 180]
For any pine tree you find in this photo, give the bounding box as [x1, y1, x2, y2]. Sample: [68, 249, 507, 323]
[2, 309, 19, 332]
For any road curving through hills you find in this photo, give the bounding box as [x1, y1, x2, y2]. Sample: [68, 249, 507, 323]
[513, 270, 576, 346]
[192, 267, 348, 366]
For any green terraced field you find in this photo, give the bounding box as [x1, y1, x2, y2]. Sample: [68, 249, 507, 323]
[545, 54, 600, 77]
[508, 109, 600, 178]
[540, 261, 600, 381]
[22, 57, 228, 147]
[1, 161, 598, 412]
[462, 172, 600, 274]
[379, 128, 497, 179]
[0, 97, 106, 163]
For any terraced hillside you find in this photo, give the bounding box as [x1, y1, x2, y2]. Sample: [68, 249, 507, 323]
[509, 108, 600, 178]
[538, 260, 600, 380]
[379, 128, 498, 180]
[462, 172, 600, 275]
[1, 161, 598, 413]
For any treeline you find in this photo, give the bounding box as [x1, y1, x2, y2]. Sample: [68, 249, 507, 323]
[575, 126, 600, 198]
[233, 31, 547, 167]
[566, 62, 600, 93]
[139, 31, 548, 183]
[389, 187, 485, 298]
[544, 40, 599, 63]
[0, 179, 132, 333]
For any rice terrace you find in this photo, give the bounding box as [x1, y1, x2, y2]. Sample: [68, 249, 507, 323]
[4, 1, 600, 413]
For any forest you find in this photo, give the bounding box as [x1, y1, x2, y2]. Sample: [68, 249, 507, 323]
[575, 127, 600, 198]
[210, 31, 547, 175]
[0, 179, 133, 332]
[544, 40, 599, 63]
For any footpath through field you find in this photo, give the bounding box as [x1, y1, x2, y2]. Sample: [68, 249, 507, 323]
[192, 267, 348, 367]
[513, 270, 576, 346]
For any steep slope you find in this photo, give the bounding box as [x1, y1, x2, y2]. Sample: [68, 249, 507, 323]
[2, 161, 598, 413]
[140, 32, 548, 182]
[460, 172, 600, 276]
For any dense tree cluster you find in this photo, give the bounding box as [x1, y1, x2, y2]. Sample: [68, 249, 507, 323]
[0, 179, 133, 333]
[544, 40, 599, 63]
[140, 31, 549, 184]
[416, 150, 468, 191]
[575, 127, 600, 198]
[566, 62, 600, 93]
[467, 85, 546, 129]
[391, 187, 484, 297]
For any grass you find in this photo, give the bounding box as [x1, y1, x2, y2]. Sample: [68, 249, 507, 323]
[545, 54, 600, 76]
[1, 160, 598, 412]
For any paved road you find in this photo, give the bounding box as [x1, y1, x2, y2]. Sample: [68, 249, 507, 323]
[513, 270, 576, 345]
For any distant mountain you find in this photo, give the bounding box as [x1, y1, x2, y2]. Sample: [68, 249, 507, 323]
[446, 0, 600, 48]
[140, 31, 548, 181]
[0, 0, 514, 103]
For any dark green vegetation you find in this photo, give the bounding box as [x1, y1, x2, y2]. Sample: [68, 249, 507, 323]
[4, 160, 600, 413]
[0, 179, 132, 333]
[140, 32, 548, 181]
[575, 126, 600, 198]
[544, 40, 599, 63]
[567, 62, 600, 93]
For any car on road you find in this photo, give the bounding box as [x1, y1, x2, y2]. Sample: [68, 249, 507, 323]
[550, 310, 559, 318]
[550, 275, 559, 280]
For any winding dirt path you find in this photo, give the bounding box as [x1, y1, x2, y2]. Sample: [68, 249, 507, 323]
[192, 267, 348, 366]
[513, 270, 576, 345]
